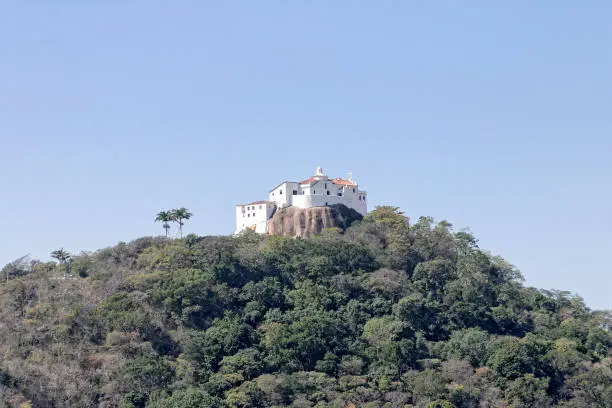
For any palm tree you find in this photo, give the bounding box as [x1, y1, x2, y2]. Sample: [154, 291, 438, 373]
[155, 210, 172, 237]
[170, 207, 193, 238]
[50, 248, 72, 276]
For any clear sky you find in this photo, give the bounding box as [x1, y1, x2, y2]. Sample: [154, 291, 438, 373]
[1, 2, 610, 309]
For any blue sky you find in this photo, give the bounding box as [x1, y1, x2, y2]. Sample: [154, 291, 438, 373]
[0, 1, 610, 309]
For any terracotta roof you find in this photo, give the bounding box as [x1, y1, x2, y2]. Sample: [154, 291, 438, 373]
[331, 178, 357, 186]
[299, 176, 317, 185]
[300, 176, 357, 186]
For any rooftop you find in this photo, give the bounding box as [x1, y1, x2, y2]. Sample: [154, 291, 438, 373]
[299, 176, 317, 185]
[299, 177, 357, 186]
[237, 200, 274, 207]
[331, 178, 357, 187]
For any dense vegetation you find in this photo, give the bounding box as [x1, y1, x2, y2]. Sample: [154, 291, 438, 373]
[0, 206, 610, 407]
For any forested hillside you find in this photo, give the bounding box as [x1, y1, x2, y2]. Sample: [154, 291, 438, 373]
[0, 207, 610, 408]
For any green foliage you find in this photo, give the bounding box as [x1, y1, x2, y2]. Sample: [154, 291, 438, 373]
[181, 313, 253, 378]
[147, 388, 219, 408]
[0, 207, 609, 407]
[443, 327, 490, 367]
[504, 374, 551, 407]
[138, 268, 228, 329]
[122, 355, 175, 399]
[50, 248, 72, 275]
[155, 207, 193, 238]
[1, 255, 36, 281]
[427, 401, 456, 408]
[219, 348, 263, 380]
[486, 336, 553, 386]
[260, 311, 349, 372]
[93, 292, 154, 334]
[170, 207, 193, 238]
[155, 211, 173, 237]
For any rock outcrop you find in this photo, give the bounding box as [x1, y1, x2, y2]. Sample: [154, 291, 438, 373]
[267, 204, 363, 238]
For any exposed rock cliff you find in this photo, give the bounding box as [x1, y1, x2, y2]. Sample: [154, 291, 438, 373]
[267, 204, 363, 237]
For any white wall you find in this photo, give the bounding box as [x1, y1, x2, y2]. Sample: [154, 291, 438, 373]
[235, 202, 276, 234]
[330, 183, 367, 215]
[269, 182, 299, 208]
[292, 180, 367, 215]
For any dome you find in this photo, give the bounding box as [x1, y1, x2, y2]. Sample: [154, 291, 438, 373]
[312, 166, 329, 181]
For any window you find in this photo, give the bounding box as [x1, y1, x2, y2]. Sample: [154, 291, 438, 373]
[293, 190, 297, 195]
[280, 190, 282, 194]
[325, 202, 328, 206]
[259, 205, 262, 209]
[313, 190, 316, 194]
[327, 191, 330, 195]
[253, 213, 255, 217]
[247, 214, 250, 217]
[353, 188, 355, 192]
[325, 184, 327, 190]
[337, 192, 342, 196]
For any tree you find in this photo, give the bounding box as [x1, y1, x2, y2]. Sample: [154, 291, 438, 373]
[50, 248, 72, 276]
[219, 348, 264, 380]
[121, 355, 175, 398]
[443, 327, 490, 367]
[170, 207, 193, 238]
[1, 207, 611, 407]
[504, 374, 551, 407]
[155, 210, 173, 237]
[362, 316, 409, 367]
[147, 388, 219, 408]
[1, 254, 32, 282]
[362, 206, 411, 270]
[486, 337, 552, 385]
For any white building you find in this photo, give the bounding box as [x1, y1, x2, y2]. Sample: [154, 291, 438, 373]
[234, 201, 276, 234]
[235, 167, 367, 234]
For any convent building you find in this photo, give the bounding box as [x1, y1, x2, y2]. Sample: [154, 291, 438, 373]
[235, 167, 367, 234]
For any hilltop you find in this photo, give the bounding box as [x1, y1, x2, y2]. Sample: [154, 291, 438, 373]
[0, 206, 610, 408]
